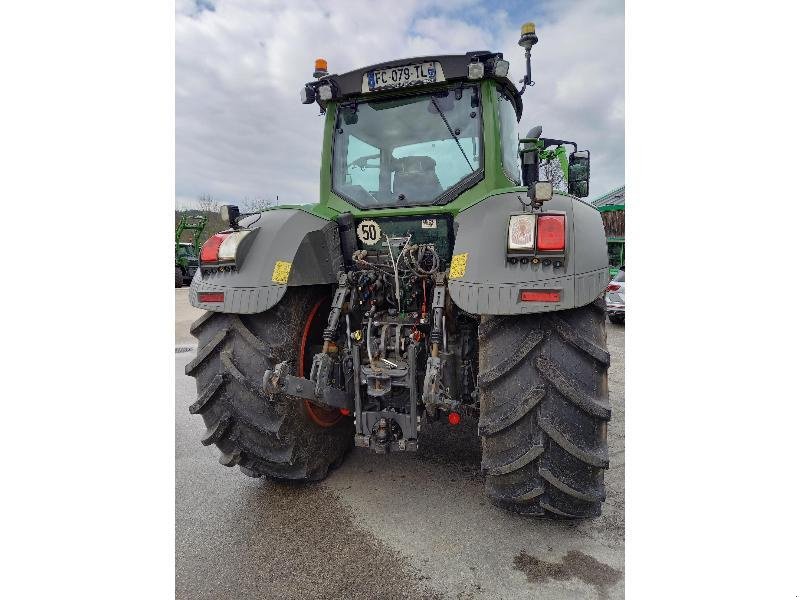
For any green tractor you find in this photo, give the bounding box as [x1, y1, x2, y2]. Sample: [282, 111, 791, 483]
[175, 214, 207, 287]
[185, 23, 611, 518]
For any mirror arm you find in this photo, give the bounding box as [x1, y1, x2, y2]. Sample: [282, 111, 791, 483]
[539, 138, 577, 153]
[555, 147, 569, 182]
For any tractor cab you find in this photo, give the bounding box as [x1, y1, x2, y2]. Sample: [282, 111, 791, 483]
[300, 27, 590, 215]
[302, 52, 524, 213]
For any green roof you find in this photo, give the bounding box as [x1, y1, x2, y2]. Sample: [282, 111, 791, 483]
[592, 185, 625, 208]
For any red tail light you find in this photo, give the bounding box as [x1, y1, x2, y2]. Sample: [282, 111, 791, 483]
[607, 283, 621, 292]
[520, 290, 561, 302]
[200, 233, 228, 263]
[536, 215, 565, 251]
[448, 412, 461, 426]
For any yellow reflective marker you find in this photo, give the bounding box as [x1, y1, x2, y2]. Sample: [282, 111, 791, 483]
[449, 253, 468, 279]
[271, 261, 292, 284]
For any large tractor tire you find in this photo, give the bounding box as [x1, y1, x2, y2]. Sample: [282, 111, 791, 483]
[185, 286, 353, 481]
[175, 266, 183, 288]
[477, 298, 611, 518]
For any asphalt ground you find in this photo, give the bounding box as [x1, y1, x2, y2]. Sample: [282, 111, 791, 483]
[175, 288, 625, 599]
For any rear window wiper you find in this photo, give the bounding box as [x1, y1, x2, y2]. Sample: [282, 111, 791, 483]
[430, 97, 474, 173]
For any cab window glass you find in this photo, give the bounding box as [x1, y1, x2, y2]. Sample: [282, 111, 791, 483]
[497, 89, 520, 184]
[346, 136, 380, 193]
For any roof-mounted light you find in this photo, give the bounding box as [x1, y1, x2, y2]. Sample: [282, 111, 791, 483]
[300, 85, 315, 104]
[317, 84, 333, 101]
[493, 59, 510, 77]
[467, 60, 484, 80]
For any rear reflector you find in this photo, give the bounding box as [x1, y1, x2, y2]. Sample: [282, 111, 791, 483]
[536, 214, 565, 251]
[200, 234, 228, 263]
[607, 283, 621, 292]
[520, 290, 560, 302]
[198, 292, 224, 303]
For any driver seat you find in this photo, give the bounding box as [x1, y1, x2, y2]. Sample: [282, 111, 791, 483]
[392, 156, 443, 201]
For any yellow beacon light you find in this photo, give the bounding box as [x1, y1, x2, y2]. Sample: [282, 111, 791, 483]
[518, 21, 538, 51]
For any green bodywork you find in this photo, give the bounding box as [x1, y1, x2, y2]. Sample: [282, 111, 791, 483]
[175, 215, 207, 270]
[259, 80, 576, 222]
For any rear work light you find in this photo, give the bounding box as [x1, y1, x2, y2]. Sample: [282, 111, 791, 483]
[200, 230, 251, 263]
[520, 290, 561, 302]
[536, 214, 565, 251]
[198, 292, 224, 303]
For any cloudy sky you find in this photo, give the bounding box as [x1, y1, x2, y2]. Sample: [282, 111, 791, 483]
[176, 0, 623, 208]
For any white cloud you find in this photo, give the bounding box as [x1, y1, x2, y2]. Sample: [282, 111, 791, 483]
[176, 0, 623, 207]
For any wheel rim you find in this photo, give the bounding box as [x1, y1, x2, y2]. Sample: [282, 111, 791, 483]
[299, 296, 343, 428]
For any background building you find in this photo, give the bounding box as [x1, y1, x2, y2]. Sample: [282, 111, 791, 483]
[592, 185, 625, 276]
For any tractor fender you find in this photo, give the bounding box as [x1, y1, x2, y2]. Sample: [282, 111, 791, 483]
[189, 208, 343, 314]
[448, 191, 608, 315]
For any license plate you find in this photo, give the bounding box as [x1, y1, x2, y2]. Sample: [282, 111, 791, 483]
[363, 61, 442, 93]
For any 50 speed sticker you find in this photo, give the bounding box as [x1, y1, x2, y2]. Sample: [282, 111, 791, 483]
[357, 219, 381, 245]
[449, 253, 468, 279]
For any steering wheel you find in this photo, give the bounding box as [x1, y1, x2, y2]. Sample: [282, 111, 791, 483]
[348, 154, 380, 170]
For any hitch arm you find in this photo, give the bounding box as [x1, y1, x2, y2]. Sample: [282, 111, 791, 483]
[263, 360, 354, 411]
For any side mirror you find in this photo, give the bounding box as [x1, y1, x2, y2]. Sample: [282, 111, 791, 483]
[568, 150, 590, 197]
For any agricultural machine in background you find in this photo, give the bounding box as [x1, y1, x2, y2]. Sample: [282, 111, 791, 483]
[175, 215, 206, 287]
[185, 22, 611, 518]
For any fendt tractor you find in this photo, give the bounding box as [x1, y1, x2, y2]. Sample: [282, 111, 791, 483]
[175, 214, 206, 287]
[185, 23, 611, 518]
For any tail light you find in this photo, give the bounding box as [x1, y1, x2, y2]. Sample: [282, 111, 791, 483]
[200, 230, 251, 263]
[200, 233, 228, 263]
[607, 283, 621, 292]
[536, 214, 565, 251]
[508, 214, 536, 251]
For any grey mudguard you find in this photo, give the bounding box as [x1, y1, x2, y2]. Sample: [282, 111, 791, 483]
[189, 208, 343, 314]
[448, 192, 608, 315]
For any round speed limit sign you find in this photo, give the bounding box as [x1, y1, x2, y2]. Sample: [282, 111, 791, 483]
[357, 219, 381, 245]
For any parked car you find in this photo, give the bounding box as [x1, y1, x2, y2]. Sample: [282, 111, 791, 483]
[606, 267, 625, 324]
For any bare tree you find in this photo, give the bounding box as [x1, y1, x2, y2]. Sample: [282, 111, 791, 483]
[240, 195, 278, 213]
[197, 193, 219, 213]
[539, 159, 567, 193]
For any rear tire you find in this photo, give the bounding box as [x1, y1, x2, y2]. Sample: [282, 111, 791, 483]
[185, 287, 353, 481]
[477, 298, 611, 518]
[175, 267, 183, 288]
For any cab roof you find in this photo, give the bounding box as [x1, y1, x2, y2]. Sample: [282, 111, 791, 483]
[318, 51, 523, 120]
